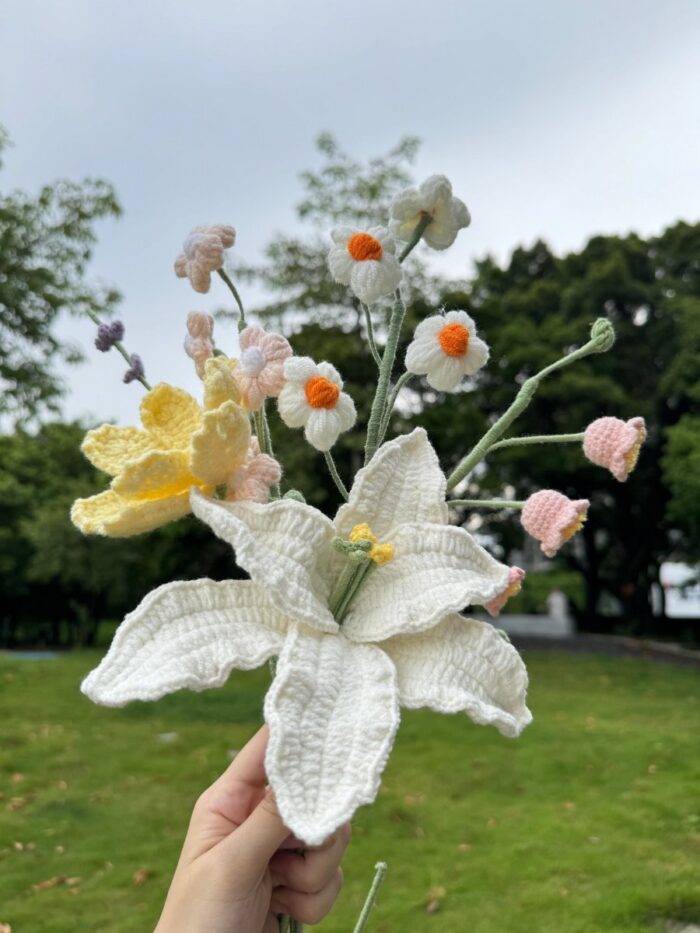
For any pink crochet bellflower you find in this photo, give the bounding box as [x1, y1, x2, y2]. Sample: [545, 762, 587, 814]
[235, 326, 292, 411]
[184, 312, 215, 378]
[583, 416, 646, 482]
[484, 566, 526, 617]
[521, 490, 589, 558]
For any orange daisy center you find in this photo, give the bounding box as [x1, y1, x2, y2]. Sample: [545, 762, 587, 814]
[305, 375, 340, 409]
[438, 322, 470, 357]
[347, 232, 383, 262]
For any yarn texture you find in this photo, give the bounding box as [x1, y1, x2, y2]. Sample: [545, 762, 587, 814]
[327, 225, 402, 304]
[81, 428, 531, 844]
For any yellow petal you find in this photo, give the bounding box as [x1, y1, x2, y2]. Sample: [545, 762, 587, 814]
[71, 489, 193, 537]
[112, 450, 196, 501]
[140, 383, 202, 449]
[203, 357, 241, 411]
[81, 424, 156, 475]
[190, 400, 251, 485]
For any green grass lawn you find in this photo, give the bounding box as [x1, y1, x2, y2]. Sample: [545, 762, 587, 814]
[1, 648, 699, 932]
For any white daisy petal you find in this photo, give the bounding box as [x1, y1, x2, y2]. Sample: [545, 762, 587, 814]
[264, 624, 399, 845]
[382, 614, 531, 738]
[342, 523, 510, 642]
[317, 361, 343, 387]
[278, 385, 310, 428]
[330, 225, 357, 245]
[405, 336, 445, 375]
[284, 356, 318, 385]
[335, 428, 447, 540]
[426, 355, 466, 391]
[464, 335, 490, 375]
[190, 490, 338, 633]
[328, 246, 354, 285]
[334, 392, 357, 432]
[81, 579, 285, 707]
[304, 408, 341, 452]
[350, 257, 401, 304]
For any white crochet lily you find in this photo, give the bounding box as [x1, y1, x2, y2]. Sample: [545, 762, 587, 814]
[82, 429, 531, 845]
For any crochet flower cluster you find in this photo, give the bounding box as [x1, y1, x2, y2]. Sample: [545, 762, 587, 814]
[73, 171, 646, 848]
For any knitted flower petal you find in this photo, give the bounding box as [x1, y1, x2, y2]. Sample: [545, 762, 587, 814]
[382, 614, 531, 738]
[335, 428, 447, 541]
[81, 580, 286, 707]
[342, 523, 510, 642]
[112, 450, 196, 500]
[202, 357, 242, 410]
[264, 624, 399, 846]
[140, 384, 202, 449]
[190, 491, 339, 633]
[71, 488, 192, 537]
[190, 400, 250, 485]
[81, 425, 156, 476]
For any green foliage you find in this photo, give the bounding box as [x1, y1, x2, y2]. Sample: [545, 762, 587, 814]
[508, 570, 585, 615]
[0, 422, 242, 647]
[0, 126, 121, 421]
[1, 650, 699, 931]
[663, 415, 700, 557]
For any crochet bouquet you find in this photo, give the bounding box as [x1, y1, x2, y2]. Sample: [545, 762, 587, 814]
[72, 176, 646, 850]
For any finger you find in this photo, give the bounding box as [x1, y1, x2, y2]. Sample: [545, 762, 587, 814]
[269, 823, 351, 893]
[271, 868, 344, 926]
[219, 787, 290, 886]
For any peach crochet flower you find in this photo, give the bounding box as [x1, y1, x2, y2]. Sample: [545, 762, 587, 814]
[583, 416, 646, 482]
[226, 438, 281, 503]
[484, 566, 526, 618]
[184, 312, 215, 378]
[174, 224, 236, 294]
[235, 325, 292, 411]
[521, 491, 589, 558]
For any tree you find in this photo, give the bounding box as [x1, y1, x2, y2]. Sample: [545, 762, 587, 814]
[0, 126, 121, 421]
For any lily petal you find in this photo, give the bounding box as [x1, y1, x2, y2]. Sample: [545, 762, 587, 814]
[334, 428, 447, 541]
[140, 383, 202, 449]
[81, 424, 156, 476]
[82, 579, 286, 707]
[264, 624, 399, 845]
[382, 614, 532, 738]
[71, 488, 192, 537]
[191, 490, 339, 633]
[111, 450, 196, 500]
[190, 400, 251, 485]
[343, 523, 510, 642]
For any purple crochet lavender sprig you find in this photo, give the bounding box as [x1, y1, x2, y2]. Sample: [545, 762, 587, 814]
[85, 309, 151, 391]
[123, 353, 146, 384]
[95, 320, 125, 352]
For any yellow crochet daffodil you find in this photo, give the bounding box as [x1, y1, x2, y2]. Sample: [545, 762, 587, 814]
[71, 358, 250, 537]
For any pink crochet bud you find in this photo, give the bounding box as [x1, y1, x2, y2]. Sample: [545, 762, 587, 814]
[521, 490, 589, 558]
[583, 416, 646, 482]
[184, 313, 215, 378]
[174, 224, 236, 294]
[235, 325, 293, 411]
[226, 438, 282, 503]
[484, 566, 525, 618]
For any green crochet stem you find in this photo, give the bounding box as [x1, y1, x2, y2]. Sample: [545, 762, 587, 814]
[217, 268, 247, 332]
[398, 212, 433, 263]
[448, 498, 526, 510]
[362, 303, 382, 368]
[488, 432, 584, 452]
[445, 318, 615, 490]
[364, 290, 405, 463]
[84, 309, 152, 391]
[376, 371, 413, 447]
[352, 862, 388, 933]
[328, 549, 371, 619]
[324, 450, 349, 501]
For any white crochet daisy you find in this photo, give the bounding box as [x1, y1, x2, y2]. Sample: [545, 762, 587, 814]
[327, 226, 402, 304]
[389, 175, 470, 250]
[81, 429, 531, 846]
[277, 357, 356, 452]
[406, 309, 489, 391]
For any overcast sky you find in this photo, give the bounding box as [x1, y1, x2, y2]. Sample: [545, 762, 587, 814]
[1, 0, 699, 426]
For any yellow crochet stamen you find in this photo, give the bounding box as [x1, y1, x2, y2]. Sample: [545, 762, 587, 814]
[623, 430, 646, 475]
[561, 513, 586, 543]
[349, 524, 394, 565]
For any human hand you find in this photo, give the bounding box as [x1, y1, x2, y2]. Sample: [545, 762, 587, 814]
[155, 725, 350, 932]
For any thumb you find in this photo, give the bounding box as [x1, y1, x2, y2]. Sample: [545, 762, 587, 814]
[219, 788, 291, 887]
